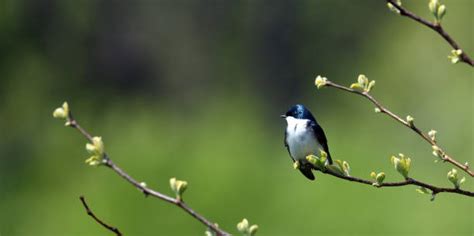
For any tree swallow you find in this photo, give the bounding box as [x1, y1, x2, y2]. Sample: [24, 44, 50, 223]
[282, 104, 333, 180]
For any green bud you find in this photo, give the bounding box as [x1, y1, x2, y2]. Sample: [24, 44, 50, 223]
[448, 49, 462, 64]
[428, 130, 437, 141]
[140, 182, 147, 187]
[328, 160, 345, 176]
[205, 230, 215, 236]
[237, 218, 249, 233]
[84, 137, 105, 166]
[342, 161, 350, 176]
[319, 149, 327, 160]
[52, 102, 70, 121]
[169, 177, 188, 199]
[85, 155, 102, 166]
[86, 143, 96, 153]
[237, 218, 258, 236]
[447, 168, 464, 188]
[374, 107, 381, 113]
[370, 171, 377, 179]
[428, 0, 440, 16]
[350, 83, 364, 91]
[366, 80, 376, 92]
[376, 172, 386, 184]
[416, 187, 430, 195]
[387, 2, 401, 14]
[447, 169, 457, 187]
[357, 74, 368, 86]
[306, 150, 328, 171]
[53, 108, 67, 119]
[248, 225, 259, 236]
[86, 137, 105, 156]
[205, 223, 219, 236]
[432, 145, 442, 158]
[406, 116, 414, 127]
[391, 153, 411, 178]
[315, 75, 328, 89]
[306, 155, 318, 165]
[92, 137, 104, 154]
[437, 5, 446, 20]
[293, 161, 300, 170]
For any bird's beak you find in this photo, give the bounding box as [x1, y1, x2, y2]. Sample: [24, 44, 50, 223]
[280, 114, 287, 118]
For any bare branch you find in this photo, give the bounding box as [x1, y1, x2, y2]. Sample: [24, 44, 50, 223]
[79, 196, 123, 236]
[385, 0, 474, 66]
[67, 119, 230, 236]
[318, 169, 474, 197]
[324, 80, 473, 177]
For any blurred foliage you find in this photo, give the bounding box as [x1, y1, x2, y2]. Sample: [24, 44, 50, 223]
[0, 0, 473, 235]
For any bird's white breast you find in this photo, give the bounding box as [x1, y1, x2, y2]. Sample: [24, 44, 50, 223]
[285, 117, 323, 163]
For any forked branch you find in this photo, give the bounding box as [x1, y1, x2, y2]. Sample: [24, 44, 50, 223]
[385, 0, 473, 66]
[324, 79, 473, 177]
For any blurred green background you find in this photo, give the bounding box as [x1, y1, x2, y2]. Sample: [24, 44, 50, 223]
[1, 0, 473, 235]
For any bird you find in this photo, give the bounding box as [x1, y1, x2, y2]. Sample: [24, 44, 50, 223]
[281, 104, 333, 180]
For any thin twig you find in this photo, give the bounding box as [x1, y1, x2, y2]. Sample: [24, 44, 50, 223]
[68, 120, 230, 236]
[318, 169, 473, 197]
[324, 80, 473, 177]
[385, 0, 473, 66]
[79, 196, 123, 236]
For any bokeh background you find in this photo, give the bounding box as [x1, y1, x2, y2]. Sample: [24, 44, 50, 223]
[1, 0, 473, 235]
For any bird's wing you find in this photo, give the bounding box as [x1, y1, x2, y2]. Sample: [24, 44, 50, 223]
[311, 121, 333, 164]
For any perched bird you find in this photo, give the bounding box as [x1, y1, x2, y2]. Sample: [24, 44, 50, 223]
[282, 104, 332, 180]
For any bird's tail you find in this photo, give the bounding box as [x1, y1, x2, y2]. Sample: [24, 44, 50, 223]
[299, 163, 315, 181]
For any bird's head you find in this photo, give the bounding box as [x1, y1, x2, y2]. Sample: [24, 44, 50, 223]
[281, 104, 316, 121]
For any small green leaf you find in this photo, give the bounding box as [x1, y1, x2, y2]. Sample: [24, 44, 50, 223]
[447, 168, 464, 188]
[366, 80, 376, 92]
[237, 219, 258, 236]
[237, 218, 249, 233]
[387, 1, 401, 14]
[52, 102, 70, 125]
[357, 74, 368, 87]
[249, 225, 259, 236]
[85, 155, 102, 166]
[376, 172, 385, 184]
[429, 0, 440, 16]
[391, 153, 411, 178]
[437, 4, 446, 20]
[350, 83, 365, 91]
[448, 49, 462, 64]
[342, 161, 350, 176]
[416, 187, 430, 195]
[170, 177, 188, 199]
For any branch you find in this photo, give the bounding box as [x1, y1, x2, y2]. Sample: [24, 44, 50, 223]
[79, 196, 123, 236]
[385, 0, 474, 66]
[67, 116, 230, 236]
[324, 80, 473, 177]
[319, 169, 474, 198]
